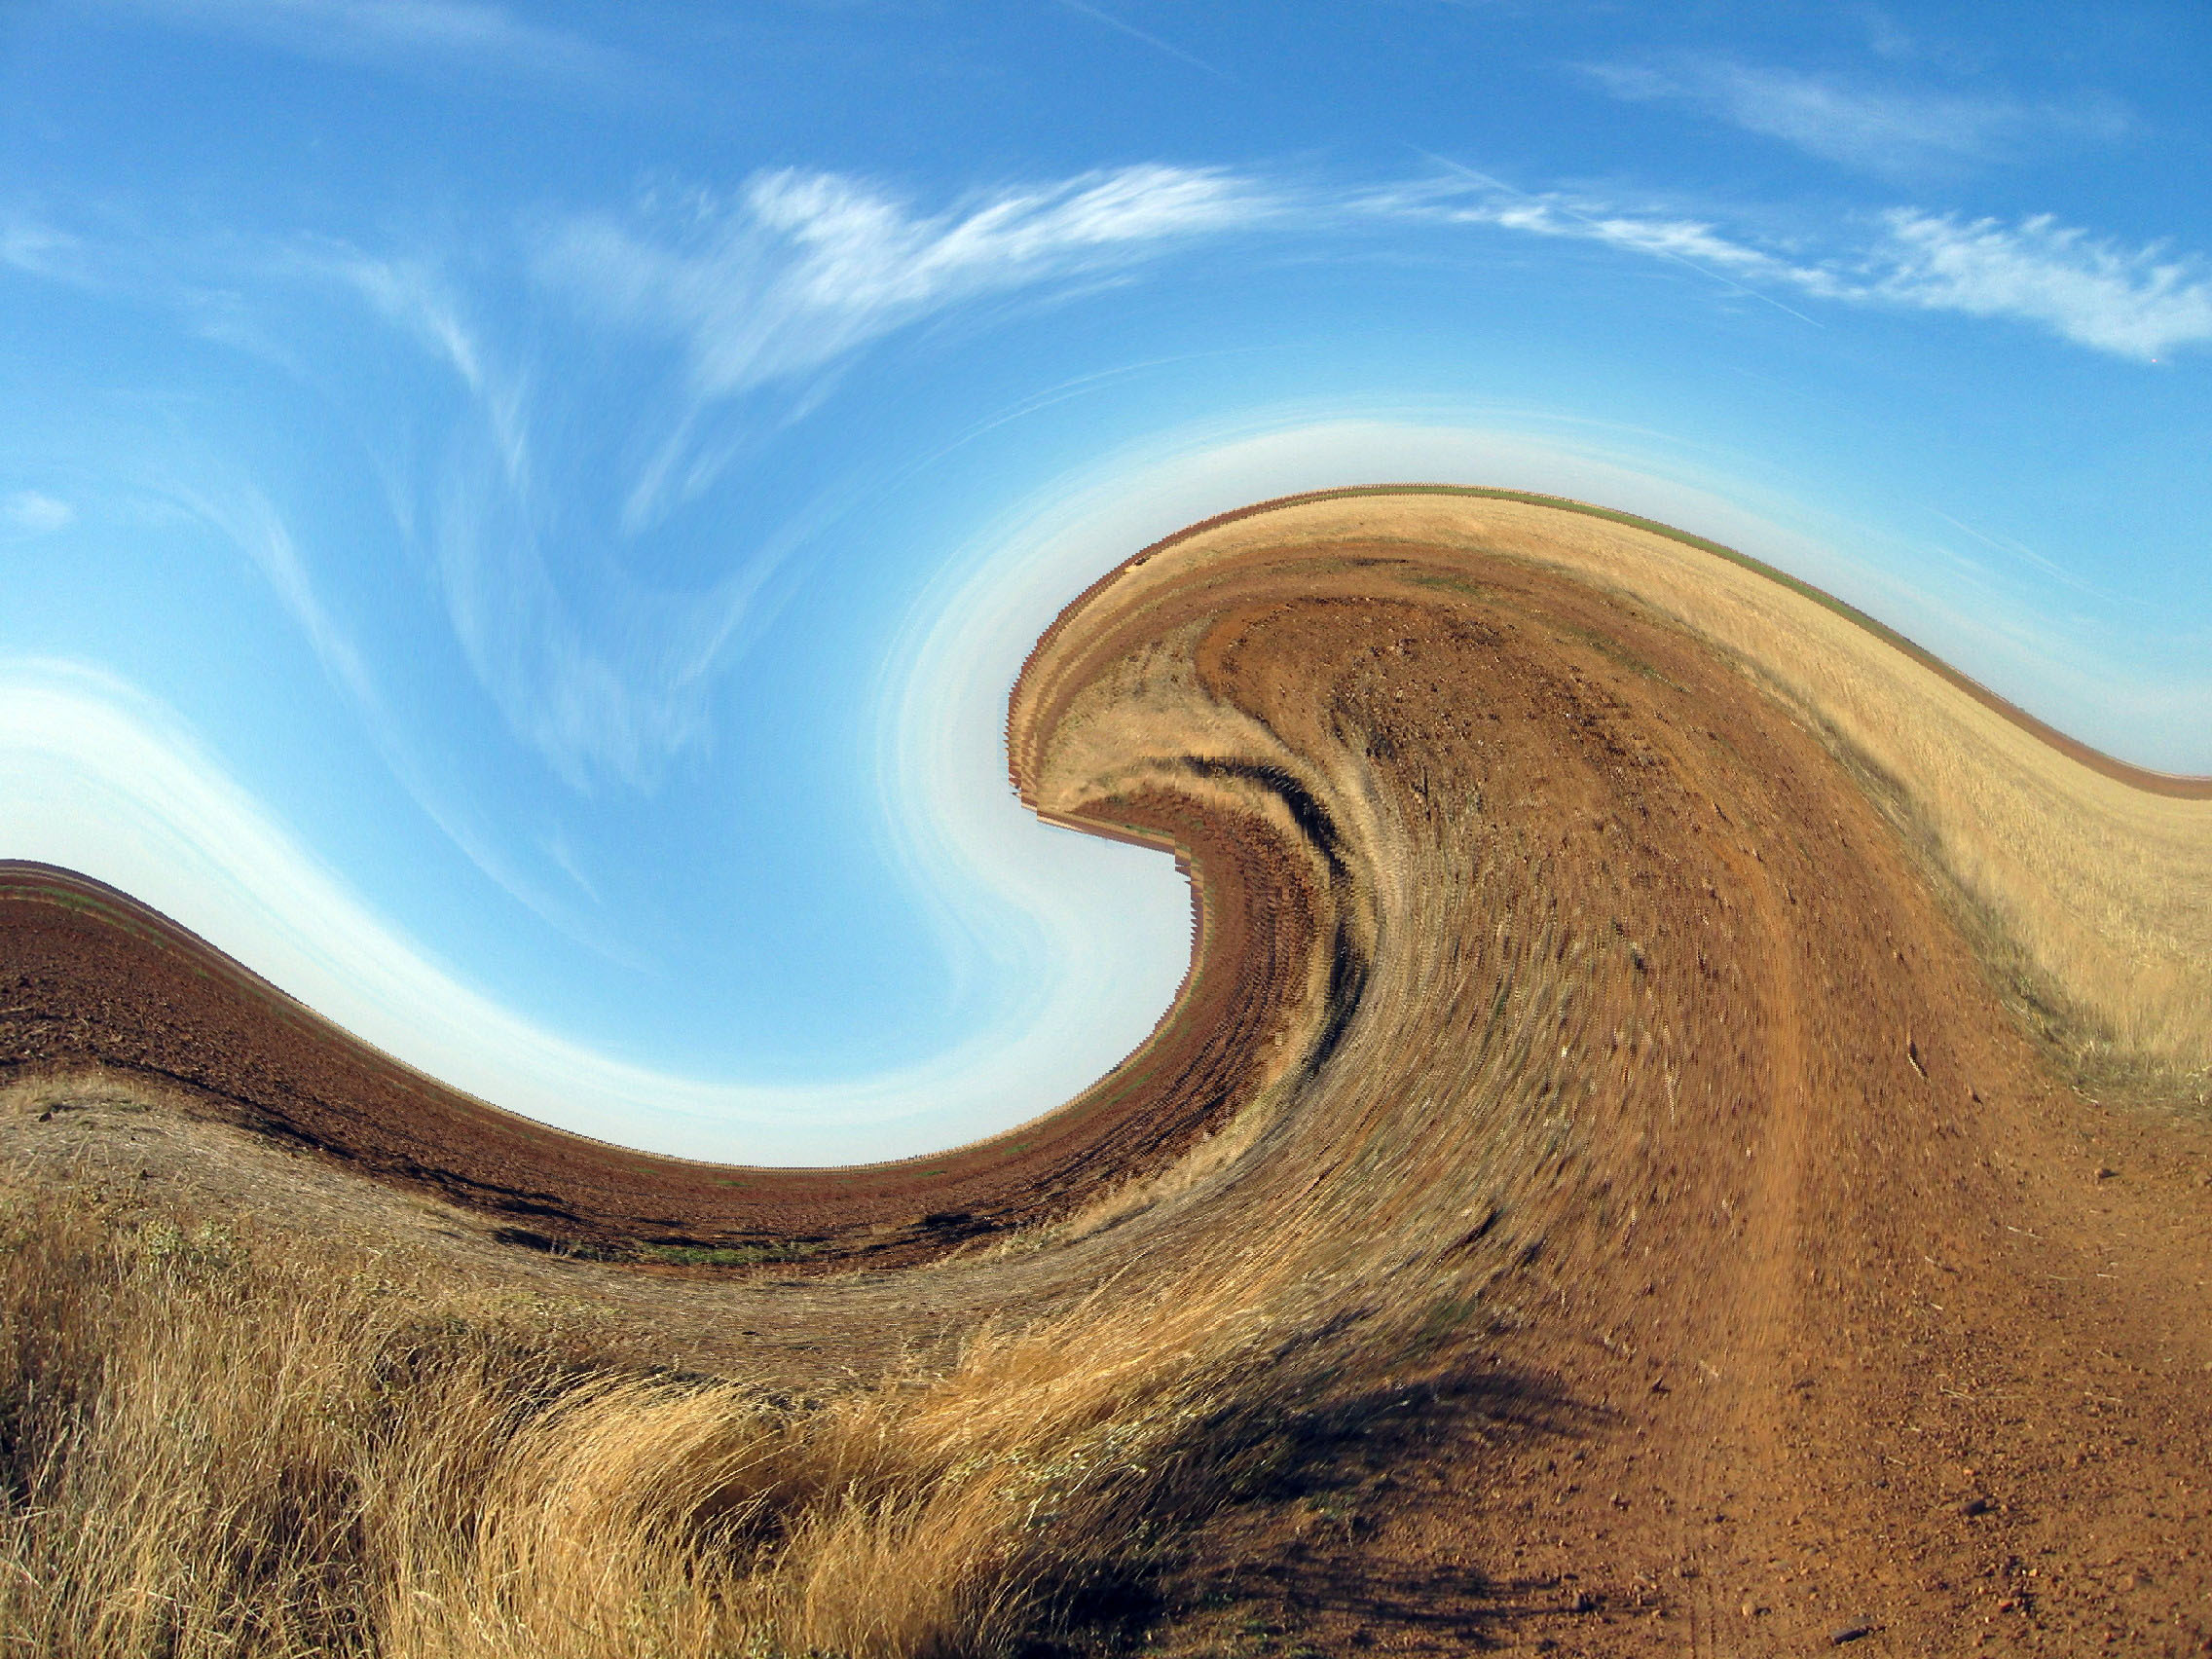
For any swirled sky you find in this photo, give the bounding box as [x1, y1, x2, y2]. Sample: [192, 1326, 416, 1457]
[1, 1, 2205, 1161]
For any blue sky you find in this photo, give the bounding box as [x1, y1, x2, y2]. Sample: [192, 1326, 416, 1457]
[1, 0, 2205, 1161]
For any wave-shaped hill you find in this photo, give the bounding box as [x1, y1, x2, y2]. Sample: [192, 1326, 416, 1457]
[3, 488, 2208, 1655]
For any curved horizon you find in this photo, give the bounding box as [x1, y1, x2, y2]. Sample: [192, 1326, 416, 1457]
[3, 0, 2206, 1161]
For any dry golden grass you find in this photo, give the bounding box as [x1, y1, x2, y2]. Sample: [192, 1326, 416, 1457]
[0, 1186, 1360, 1659]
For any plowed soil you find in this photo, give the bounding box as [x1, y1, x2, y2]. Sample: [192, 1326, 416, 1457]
[4, 488, 2209, 1654]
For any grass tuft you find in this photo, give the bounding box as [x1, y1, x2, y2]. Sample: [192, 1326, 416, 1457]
[0, 1189, 1363, 1658]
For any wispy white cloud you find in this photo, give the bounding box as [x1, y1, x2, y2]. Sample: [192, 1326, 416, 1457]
[551, 164, 1270, 403]
[303, 244, 537, 490]
[1582, 55, 2128, 176]
[184, 487, 383, 719]
[319, 249, 487, 389]
[1864, 211, 2212, 359]
[0, 197, 801, 796]
[245, 241, 710, 798]
[425, 454, 783, 793]
[170, 480, 651, 944]
[1401, 173, 2212, 360]
[12, 156, 2195, 828]
[292, 248, 789, 793]
[306, 166, 1273, 791]
[0, 217, 85, 282]
[105, 0, 618, 81]
[2, 492, 77, 535]
[1379, 168, 1839, 330]
[397, 163, 1276, 788]
[1392, 167, 1810, 278]
[540, 164, 1277, 528]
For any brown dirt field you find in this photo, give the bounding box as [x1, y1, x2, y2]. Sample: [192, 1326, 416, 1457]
[4, 488, 2210, 1654]
[0, 836, 1284, 1269]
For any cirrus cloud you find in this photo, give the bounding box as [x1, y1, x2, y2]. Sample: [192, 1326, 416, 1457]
[1582, 56, 2129, 178]
[1865, 210, 2212, 359]
[3, 492, 77, 535]
[1407, 171, 2212, 361]
[539, 164, 1279, 529]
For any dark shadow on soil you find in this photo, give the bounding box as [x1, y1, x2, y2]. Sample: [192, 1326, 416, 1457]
[1036, 1359, 1606, 1655]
